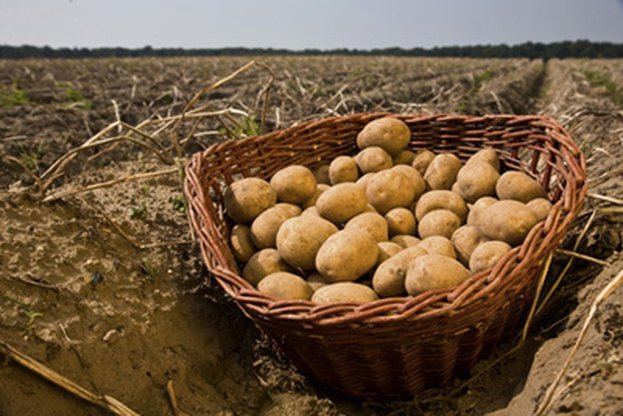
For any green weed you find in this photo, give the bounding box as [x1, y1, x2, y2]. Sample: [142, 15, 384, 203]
[583, 70, 623, 106]
[0, 293, 43, 328]
[0, 81, 29, 107]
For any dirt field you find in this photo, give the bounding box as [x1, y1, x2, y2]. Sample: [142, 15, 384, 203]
[1, 56, 622, 415]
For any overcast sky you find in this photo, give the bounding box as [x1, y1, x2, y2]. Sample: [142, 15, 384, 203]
[1, 0, 622, 50]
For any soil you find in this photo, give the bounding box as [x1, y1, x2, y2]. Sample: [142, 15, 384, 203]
[1, 56, 622, 415]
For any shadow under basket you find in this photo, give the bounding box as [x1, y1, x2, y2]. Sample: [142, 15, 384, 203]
[184, 112, 587, 399]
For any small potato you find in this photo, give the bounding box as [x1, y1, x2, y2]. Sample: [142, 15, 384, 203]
[224, 177, 277, 224]
[356, 117, 411, 156]
[316, 229, 379, 282]
[329, 156, 359, 185]
[385, 207, 416, 237]
[366, 169, 416, 215]
[474, 200, 538, 246]
[496, 171, 547, 203]
[455, 162, 500, 203]
[242, 249, 291, 286]
[424, 153, 462, 190]
[301, 184, 330, 208]
[313, 164, 331, 185]
[412, 149, 435, 175]
[465, 148, 500, 172]
[356, 146, 393, 173]
[393, 149, 416, 166]
[316, 183, 368, 225]
[469, 241, 512, 273]
[270, 165, 317, 205]
[466, 196, 499, 226]
[257, 272, 313, 301]
[312, 282, 379, 304]
[376, 241, 403, 265]
[527, 198, 552, 222]
[250, 203, 301, 249]
[391, 165, 426, 201]
[418, 236, 456, 259]
[415, 190, 468, 222]
[276, 215, 338, 271]
[230, 224, 256, 263]
[301, 206, 320, 217]
[391, 234, 421, 248]
[451, 225, 487, 265]
[306, 272, 331, 292]
[372, 246, 428, 297]
[345, 212, 389, 242]
[405, 254, 470, 295]
[418, 209, 462, 239]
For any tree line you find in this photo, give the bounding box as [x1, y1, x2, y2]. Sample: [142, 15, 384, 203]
[1, 40, 622, 60]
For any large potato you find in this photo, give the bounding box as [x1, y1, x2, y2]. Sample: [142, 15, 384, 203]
[356, 146, 393, 173]
[415, 190, 468, 222]
[496, 171, 547, 203]
[316, 229, 379, 282]
[376, 241, 403, 265]
[391, 234, 421, 248]
[465, 148, 500, 171]
[276, 215, 338, 271]
[329, 156, 359, 184]
[391, 165, 426, 201]
[345, 212, 389, 242]
[469, 241, 512, 273]
[455, 161, 500, 203]
[405, 254, 470, 295]
[474, 200, 538, 246]
[257, 272, 313, 301]
[466, 196, 499, 226]
[250, 203, 301, 249]
[423, 153, 461, 190]
[527, 198, 553, 222]
[224, 177, 276, 224]
[312, 282, 379, 304]
[372, 246, 427, 297]
[230, 224, 256, 263]
[356, 117, 411, 156]
[451, 225, 487, 265]
[385, 207, 416, 237]
[242, 249, 291, 286]
[270, 165, 317, 205]
[316, 183, 368, 225]
[313, 164, 331, 185]
[418, 236, 456, 259]
[393, 149, 416, 166]
[418, 209, 462, 239]
[366, 169, 416, 214]
[412, 149, 435, 175]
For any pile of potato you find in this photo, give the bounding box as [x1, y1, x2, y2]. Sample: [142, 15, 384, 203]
[225, 117, 551, 304]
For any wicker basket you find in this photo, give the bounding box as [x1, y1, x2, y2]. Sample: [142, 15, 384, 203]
[184, 113, 586, 398]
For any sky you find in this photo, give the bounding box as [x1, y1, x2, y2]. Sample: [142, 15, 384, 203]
[0, 0, 622, 50]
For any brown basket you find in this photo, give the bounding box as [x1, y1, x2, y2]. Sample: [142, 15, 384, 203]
[184, 113, 586, 398]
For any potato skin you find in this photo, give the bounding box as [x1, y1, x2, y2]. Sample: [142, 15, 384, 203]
[391, 165, 426, 201]
[270, 165, 317, 205]
[418, 209, 462, 239]
[313, 164, 331, 185]
[250, 203, 302, 249]
[424, 153, 462, 190]
[415, 190, 468, 222]
[257, 272, 313, 301]
[451, 225, 487, 265]
[329, 156, 359, 184]
[376, 241, 403, 265]
[230, 224, 256, 263]
[306, 272, 331, 292]
[356, 117, 411, 156]
[418, 236, 456, 259]
[412, 149, 435, 175]
[496, 171, 547, 203]
[312, 282, 379, 304]
[345, 212, 389, 242]
[242, 249, 291, 286]
[393, 149, 416, 166]
[465, 148, 500, 172]
[276, 215, 338, 271]
[356, 172, 376, 192]
[469, 241, 512, 273]
[316, 229, 379, 282]
[405, 254, 470, 295]
[526, 198, 552, 222]
[316, 183, 368, 225]
[474, 200, 538, 246]
[466, 196, 498, 226]
[391, 234, 421, 248]
[372, 246, 427, 297]
[366, 169, 416, 215]
[356, 146, 393, 173]
[455, 161, 500, 203]
[385, 207, 417, 237]
[301, 184, 329, 209]
[224, 178, 277, 224]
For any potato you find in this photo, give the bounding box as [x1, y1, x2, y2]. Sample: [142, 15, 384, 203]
[230, 224, 256, 263]
[391, 165, 426, 201]
[451, 225, 487, 265]
[455, 161, 500, 203]
[313, 164, 331, 185]
[496, 171, 547, 203]
[363, 204, 378, 213]
[418, 236, 456, 259]
[301, 206, 319, 217]
[412, 149, 435, 175]
[345, 212, 389, 242]
[276, 215, 338, 271]
[393, 149, 416, 166]
[329, 156, 359, 184]
[356, 117, 411, 156]
[224, 177, 277, 224]
[306, 272, 331, 292]
[257, 272, 313, 301]
[385, 207, 416, 237]
[316, 183, 368, 225]
[250, 203, 301, 249]
[366, 169, 416, 215]
[415, 190, 468, 222]
[466, 196, 499, 226]
[391, 235, 421, 248]
[474, 200, 538, 246]
[527, 198, 553, 222]
[465, 148, 500, 172]
[316, 229, 379, 282]
[301, 184, 330, 208]
[270, 165, 317, 205]
[356, 172, 376, 192]
[312, 282, 379, 304]
[376, 241, 403, 265]
[242, 249, 291, 286]
[418, 209, 462, 239]
[423, 153, 462, 190]
[356, 146, 393, 173]
[405, 254, 470, 295]
[372, 246, 428, 297]
[469, 241, 512, 273]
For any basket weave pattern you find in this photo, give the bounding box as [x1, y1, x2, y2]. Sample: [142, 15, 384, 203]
[184, 113, 586, 398]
